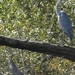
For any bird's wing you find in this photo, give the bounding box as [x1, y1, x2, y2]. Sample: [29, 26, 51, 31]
[58, 11, 72, 30]
[58, 11, 73, 37]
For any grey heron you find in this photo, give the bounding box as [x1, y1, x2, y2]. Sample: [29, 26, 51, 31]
[56, 0, 73, 45]
[9, 60, 24, 75]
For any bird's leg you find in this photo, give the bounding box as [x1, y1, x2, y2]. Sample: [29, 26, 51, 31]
[60, 31, 64, 47]
[62, 31, 64, 45]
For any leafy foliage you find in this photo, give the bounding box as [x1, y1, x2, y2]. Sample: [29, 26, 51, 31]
[0, 0, 75, 75]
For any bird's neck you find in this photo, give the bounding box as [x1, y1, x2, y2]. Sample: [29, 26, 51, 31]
[56, 1, 61, 16]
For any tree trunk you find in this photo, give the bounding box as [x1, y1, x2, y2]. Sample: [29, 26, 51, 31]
[0, 35, 75, 62]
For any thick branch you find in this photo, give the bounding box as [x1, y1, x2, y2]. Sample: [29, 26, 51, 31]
[0, 35, 75, 61]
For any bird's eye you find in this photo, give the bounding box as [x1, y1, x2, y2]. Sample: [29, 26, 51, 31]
[59, 13, 61, 15]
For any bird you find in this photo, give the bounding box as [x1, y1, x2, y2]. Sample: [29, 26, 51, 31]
[56, 0, 73, 45]
[9, 60, 24, 75]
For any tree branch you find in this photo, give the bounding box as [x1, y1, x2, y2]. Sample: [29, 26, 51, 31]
[0, 35, 75, 61]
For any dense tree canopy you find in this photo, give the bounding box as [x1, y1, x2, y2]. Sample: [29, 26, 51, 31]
[0, 0, 75, 75]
